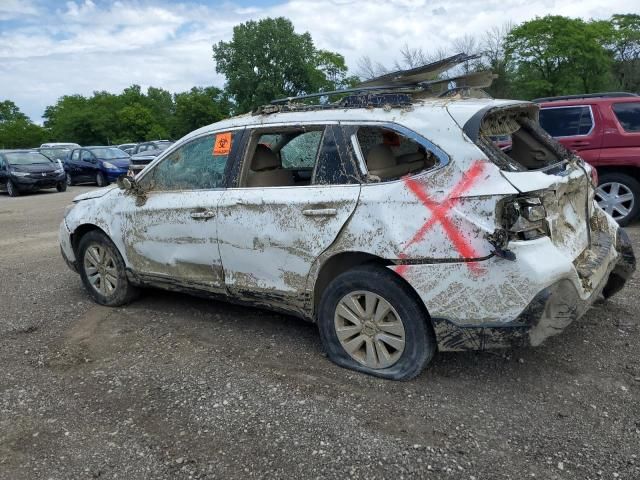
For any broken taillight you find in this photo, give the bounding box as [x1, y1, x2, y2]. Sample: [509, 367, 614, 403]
[502, 196, 549, 240]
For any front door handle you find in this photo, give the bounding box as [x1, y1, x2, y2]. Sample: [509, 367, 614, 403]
[302, 208, 337, 217]
[190, 210, 215, 219]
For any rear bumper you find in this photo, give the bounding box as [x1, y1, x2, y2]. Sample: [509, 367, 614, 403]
[399, 223, 635, 352]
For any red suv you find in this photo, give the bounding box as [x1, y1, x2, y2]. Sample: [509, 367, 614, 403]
[536, 93, 640, 225]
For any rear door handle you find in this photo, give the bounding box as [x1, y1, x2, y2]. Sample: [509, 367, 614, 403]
[570, 141, 589, 147]
[302, 208, 337, 217]
[190, 210, 215, 219]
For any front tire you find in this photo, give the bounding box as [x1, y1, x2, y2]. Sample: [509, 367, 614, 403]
[96, 171, 107, 187]
[318, 265, 436, 380]
[56, 181, 67, 192]
[6, 180, 19, 197]
[77, 230, 139, 306]
[596, 173, 640, 226]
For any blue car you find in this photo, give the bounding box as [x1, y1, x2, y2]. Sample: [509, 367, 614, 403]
[65, 146, 130, 187]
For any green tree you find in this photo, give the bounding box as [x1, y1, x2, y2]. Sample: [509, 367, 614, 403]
[213, 17, 353, 112]
[172, 87, 231, 139]
[505, 15, 614, 99]
[608, 14, 640, 91]
[0, 100, 47, 148]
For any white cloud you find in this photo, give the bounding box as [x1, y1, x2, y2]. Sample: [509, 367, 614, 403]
[1, 0, 639, 122]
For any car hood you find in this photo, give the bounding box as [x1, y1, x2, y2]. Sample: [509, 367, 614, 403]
[73, 185, 118, 202]
[11, 163, 59, 173]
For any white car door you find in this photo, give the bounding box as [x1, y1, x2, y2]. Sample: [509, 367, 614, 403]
[217, 125, 361, 307]
[118, 130, 242, 293]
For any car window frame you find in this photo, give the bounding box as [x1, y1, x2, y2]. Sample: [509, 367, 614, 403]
[234, 123, 334, 189]
[339, 121, 450, 183]
[538, 105, 595, 138]
[137, 128, 246, 194]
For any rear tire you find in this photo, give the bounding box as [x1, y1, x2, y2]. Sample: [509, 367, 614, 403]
[596, 173, 640, 226]
[66, 174, 74, 186]
[6, 180, 19, 197]
[56, 181, 67, 192]
[317, 264, 436, 380]
[77, 230, 139, 307]
[96, 172, 107, 187]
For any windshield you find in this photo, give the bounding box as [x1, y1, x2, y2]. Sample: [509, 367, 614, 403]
[156, 142, 172, 151]
[89, 147, 128, 159]
[4, 152, 53, 165]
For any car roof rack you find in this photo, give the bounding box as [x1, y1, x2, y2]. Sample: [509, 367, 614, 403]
[264, 53, 495, 112]
[532, 92, 639, 103]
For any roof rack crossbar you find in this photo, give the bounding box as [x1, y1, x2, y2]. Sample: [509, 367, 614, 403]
[533, 92, 638, 103]
[270, 85, 423, 105]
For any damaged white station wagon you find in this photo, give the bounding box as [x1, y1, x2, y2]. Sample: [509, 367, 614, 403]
[60, 56, 635, 380]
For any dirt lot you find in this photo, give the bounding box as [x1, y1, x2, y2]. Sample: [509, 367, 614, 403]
[0, 187, 639, 480]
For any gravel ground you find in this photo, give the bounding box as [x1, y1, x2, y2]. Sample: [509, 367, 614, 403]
[1, 187, 639, 480]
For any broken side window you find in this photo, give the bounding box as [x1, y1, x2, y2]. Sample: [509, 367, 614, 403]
[143, 133, 232, 191]
[240, 126, 324, 188]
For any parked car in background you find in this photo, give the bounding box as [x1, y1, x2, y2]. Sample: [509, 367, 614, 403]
[535, 92, 640, 225]
[40, 142, 80, 149]
[0, 149, 66, 196]
[128, 141, 174, 175]
[40, 146, 73, 162]
[117, 143, 137, 154]
[129, 140, 173, 156]
[64, 146, 130, 187]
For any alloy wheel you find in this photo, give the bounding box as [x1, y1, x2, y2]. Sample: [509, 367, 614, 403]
[595, 181, 635, 221]
[334, 290, 406, 369]
[83, 244, 119, 296]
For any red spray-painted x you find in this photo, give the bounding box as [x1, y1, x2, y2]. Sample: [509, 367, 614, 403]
[395, 161, 487, 276]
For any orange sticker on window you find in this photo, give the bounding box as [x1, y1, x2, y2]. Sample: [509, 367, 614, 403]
[213, 132, 232, 156]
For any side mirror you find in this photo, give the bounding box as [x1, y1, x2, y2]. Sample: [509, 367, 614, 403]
[117, 175, 136, 191]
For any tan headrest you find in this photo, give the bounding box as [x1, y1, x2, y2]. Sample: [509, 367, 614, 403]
[366, 144, 396, 170]
[252, 144, 280, 171]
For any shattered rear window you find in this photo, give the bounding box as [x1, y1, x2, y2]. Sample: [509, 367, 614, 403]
[476, 106, 574, 172]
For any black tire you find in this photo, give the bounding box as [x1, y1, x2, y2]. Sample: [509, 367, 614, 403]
[77, 230, 139, 307]
[96, 172, 108, 187]
[6, 180, 19, 197]
[66, 173, 74, 186]
[596, 172, 640, 226]
[317, 264, 436, 380]
[56, 181, 67, 192]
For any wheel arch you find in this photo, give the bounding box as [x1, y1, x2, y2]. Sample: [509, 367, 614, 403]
[70, 223, 109, 255]
[312, 251, 434, 330]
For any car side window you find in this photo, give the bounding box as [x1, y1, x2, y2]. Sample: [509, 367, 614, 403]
[143, 133, 232, 191]
[280, 131, 323, 169]
[240, 127, 324, 188]
[71, 150, 80, 161]
[355, 126, 439, 182]
[539, 106, 593, 137]
[81, 150, 94, 162]
[612, 102, 640, 132]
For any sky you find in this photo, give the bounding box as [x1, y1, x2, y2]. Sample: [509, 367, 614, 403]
[1, 0, 639, 123]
